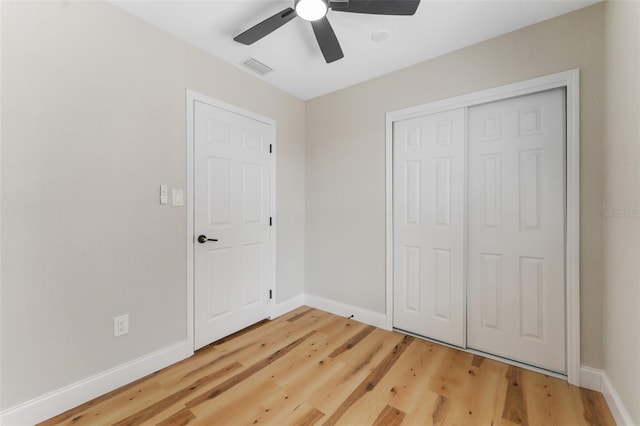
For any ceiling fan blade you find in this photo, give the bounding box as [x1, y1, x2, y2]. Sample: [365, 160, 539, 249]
[234, 7, 297, 45]
[329, 0, 420, 15]
[311, 17, 344, 63]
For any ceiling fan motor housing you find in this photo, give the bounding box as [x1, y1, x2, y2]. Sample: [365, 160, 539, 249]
[295, 0, 329, 22]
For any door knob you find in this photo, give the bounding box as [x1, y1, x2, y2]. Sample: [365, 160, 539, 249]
[197, 235, 218, 244]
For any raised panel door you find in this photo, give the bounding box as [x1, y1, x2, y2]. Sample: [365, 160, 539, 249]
[467, 89, 566, 373]
[393, 108, 465, 347]
[194, 101, 272, 350]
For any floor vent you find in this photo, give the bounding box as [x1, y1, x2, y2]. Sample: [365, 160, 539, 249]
[241, 57, 273, 76]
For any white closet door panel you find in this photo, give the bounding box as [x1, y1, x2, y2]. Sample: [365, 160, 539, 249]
[467, 89, 566, 373]
[393, 108, 465, 346]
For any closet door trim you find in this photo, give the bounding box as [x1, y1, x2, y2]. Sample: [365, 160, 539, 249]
[385, 69, 581, 385]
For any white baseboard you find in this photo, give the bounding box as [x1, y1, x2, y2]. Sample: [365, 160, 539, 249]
[601, 371, 635, 426]
[579, 366, 635, 426]
[304, 294, 389, 329]
[580, 366, 603, 391]
[0, 341, 192, 426]
[271, 294, 306, 319]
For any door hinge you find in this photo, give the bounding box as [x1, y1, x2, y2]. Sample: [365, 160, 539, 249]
[269, 289, 273, 300]
[269, 217, 272, 226]
[269, 144, 272, 153]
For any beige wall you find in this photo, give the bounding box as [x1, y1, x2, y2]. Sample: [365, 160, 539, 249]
[603, 1, 640, 423]
[306, 3, 606, 368]
[0, 1, 305, 409]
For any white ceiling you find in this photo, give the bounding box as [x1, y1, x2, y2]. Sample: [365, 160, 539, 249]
[111, 0, 598, 100]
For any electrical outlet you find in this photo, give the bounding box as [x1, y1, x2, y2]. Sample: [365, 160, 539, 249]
[114, 314, 129, 337]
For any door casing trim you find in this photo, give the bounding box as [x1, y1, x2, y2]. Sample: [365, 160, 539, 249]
[186, 90, 277, 352]
[384, 69, 581, 385]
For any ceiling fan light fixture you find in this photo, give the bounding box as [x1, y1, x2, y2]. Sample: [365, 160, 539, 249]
[295, 0, 328, 22]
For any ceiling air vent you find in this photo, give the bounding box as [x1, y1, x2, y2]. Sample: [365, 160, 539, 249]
[241, 57, 273, 76]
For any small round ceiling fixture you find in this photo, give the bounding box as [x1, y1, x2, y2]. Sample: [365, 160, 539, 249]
[371, 30, 390, 43]
[295, 0, 328, 22]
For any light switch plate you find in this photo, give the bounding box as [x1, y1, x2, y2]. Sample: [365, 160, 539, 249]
[160, 185, 169, 205]
[172, 189, 184, 206]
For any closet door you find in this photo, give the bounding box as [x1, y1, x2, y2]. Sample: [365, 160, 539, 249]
[467, 89, 566, 373]
[393, 108, 465, 347]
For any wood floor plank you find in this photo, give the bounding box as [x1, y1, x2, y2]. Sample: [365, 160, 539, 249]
[190, 379, 282, 425]
[185, 330, 316, 410]
[294, 407, 325, 426]
[231, 387, 322, 426]
[444, 355, 507, 425]
[306, 329, 404, 416]
[40, 307, 616, 426]
[154, 311, 315, 389]
[335, 337, 446, 425]
[189, 318, 361, 425]
[287, 307, 315, 322]
[516, 369, 576, 426]
[391, 387, 449, 425]
[156, 342, 254, 390]
[502, 365, 530, 425]
[271, 352, 347, 418]
[182, 309, 334, 379]
[156, 408, 196, 426]
[487, 358, 513, 426]
[328, 325, 376, 360]
[371, 404, 405, 426]
[471, 354, 485, 368]
[112, 362, 242, 426]
[264, 320, 366, 389]
[579, 387, 617, 426]
[430, 393, 451, 425]
[229, 318, 374, 425]
[321, 335, 414, 426]
[190, 326, 347, 424]
[427, 347, 476, 399]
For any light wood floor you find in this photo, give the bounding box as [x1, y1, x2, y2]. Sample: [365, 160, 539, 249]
[41, 307, 615, 426]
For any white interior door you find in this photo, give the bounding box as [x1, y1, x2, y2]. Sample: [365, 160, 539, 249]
[393, 108, 465, 347]
[467, 89, 566, 373]
[194, 100, 272, 350]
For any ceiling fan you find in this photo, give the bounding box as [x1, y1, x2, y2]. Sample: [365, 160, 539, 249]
[234, 0, 421, 63]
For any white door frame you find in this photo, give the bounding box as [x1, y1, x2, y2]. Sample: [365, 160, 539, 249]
[385, 69, 581, 385]
[186, 90, 277, 352]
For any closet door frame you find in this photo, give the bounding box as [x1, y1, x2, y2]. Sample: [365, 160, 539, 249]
[385, 69, 581, 385]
